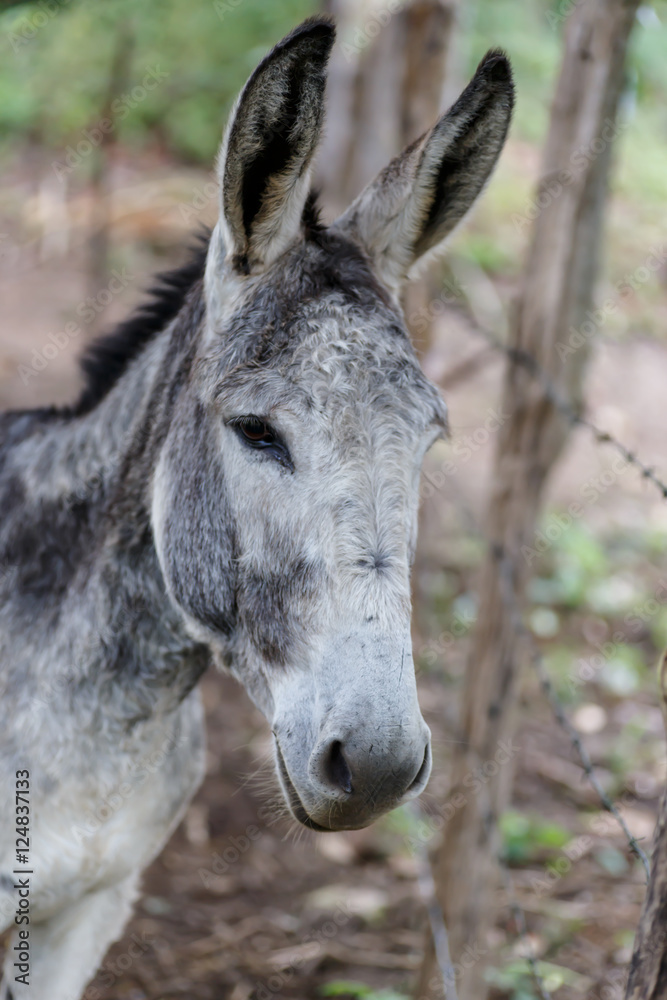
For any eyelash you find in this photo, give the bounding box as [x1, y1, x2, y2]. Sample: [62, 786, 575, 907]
[228, 416, 294, 472]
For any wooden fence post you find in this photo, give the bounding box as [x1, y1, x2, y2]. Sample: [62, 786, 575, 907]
[625, 651, 667, 998]
[415, 2, 640, 998]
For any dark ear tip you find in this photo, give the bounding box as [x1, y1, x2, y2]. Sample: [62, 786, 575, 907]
[477, 48, 514, 88]
[279, 15, 336, 53]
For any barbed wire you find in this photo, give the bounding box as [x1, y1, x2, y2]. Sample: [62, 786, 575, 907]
[407, 802, 459, 1000]
[456, 309, 667, 501]
[444, 453, 652, 877]
[422, 478, 554, 998]
[500, 864, 553, 1000]
[445, 304, 658, 872]
[408, 803, 550, 1000]
[496, 552, 652, 879]
[416, 309, 657, 995]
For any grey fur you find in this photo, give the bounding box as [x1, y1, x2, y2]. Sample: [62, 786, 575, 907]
[0, 19, 513, 999]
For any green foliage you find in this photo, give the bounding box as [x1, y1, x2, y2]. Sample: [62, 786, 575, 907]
[500, 810, 571, 864]
[466, 0, 560, 143]
[485, 960, 542, 1000]
[456, 232, 515, 275]
[528, 522, 610, 609]
[525, 518, 661, 702]
[4, 0, 667, 183]
[0, 0, 316, 164]
[599, 644, 645, 696]
[626, 3, 667, 106]
[486, 958, 589, 998]
[320, 983, 408, 1000]
[379, 802, 416, 840]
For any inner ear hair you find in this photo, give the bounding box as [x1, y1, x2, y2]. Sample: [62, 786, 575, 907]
[219, 17, 335, 274]
[414, 49, 515, 258]
[332, 48, 514, 292]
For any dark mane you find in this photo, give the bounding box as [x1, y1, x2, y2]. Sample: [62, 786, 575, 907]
[69, 194, 327, 417]
[72, 232, 210, 416]
[302, 190, 326, 238]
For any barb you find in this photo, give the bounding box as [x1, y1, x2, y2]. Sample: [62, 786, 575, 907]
[457, 310, 667, 501]
[500, 863, 552, 1000]
[496, 553, 651, 879]
[440, 481, 651, 877]
[443, 307, 654, 873]
[407, 802, 459, 1000]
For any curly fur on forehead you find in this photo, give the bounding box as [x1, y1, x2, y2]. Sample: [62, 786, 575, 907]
[200, 226, 447, 431]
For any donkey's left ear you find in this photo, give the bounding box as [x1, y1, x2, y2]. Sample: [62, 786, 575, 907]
[217, 17, 334, 275]
[334, 50, 514, 293]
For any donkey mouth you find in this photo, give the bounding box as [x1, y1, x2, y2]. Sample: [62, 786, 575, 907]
[274, 743, 331, 832]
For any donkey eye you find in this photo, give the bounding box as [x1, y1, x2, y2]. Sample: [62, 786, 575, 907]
[237, 417, 273, 444]
[229, 416, 294, 471]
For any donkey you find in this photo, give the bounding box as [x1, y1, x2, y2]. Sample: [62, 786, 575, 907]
[0, 17, 513, 999]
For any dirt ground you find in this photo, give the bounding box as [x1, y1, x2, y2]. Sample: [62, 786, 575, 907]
[1, 157, 666, 999]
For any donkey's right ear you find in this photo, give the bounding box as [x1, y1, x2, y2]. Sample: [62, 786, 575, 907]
[333, 50, 514, 294]
[215, 17, 334, 276]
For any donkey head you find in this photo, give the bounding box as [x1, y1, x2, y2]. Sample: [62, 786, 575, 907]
[152, 18, 513, 831]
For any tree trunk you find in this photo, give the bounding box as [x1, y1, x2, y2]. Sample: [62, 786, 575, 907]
[319, 0, 457, 217]
[624, 651, 667, 998]
[86, 20, 133, 325]
[415, 2, 639, 998]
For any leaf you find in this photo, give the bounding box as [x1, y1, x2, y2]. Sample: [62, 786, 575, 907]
[320, 984, 409, 1000]
[500, 810, 571, 863]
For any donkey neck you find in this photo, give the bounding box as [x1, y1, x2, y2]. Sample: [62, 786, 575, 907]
[0, 286, 211, 725]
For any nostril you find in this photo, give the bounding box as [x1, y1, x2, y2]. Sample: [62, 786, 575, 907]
[326, 740, 353, 795]
[408, 742, 431, 793]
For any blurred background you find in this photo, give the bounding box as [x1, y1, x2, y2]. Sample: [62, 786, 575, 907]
[2, 1, 667, 998]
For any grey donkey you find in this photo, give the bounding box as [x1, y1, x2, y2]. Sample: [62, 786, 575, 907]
[0, 17, 513, 999]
